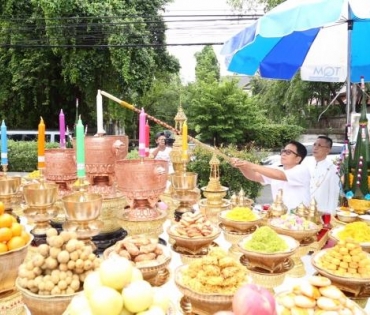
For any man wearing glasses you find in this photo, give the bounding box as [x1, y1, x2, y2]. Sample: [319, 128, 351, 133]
[231, 140, 310, 210]
[307, 136, 340, 215]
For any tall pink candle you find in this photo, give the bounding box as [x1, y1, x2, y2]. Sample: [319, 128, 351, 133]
[59, 109, 66, 149]
[139, 108, 146, 157]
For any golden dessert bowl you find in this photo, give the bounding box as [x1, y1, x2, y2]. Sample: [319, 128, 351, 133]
[218, 210, 263, 233]
[238, 234, 299, 273]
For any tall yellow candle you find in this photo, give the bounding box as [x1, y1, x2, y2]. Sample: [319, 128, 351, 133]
[182, 120, 188, 160]
[38, 117, 45, 169]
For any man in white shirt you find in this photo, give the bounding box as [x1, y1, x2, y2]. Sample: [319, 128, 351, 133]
[231, 140, 311, 210]
[307, 136, 340, 215]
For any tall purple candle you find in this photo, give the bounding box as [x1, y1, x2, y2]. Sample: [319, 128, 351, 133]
[59, 109, 66, 149]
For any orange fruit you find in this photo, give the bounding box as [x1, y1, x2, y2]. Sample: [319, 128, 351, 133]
[0, 242, 7, 253]
[10, 222, 22, 237]
[0, 227, 12, 242]
[7, 236, 26, 251]
[21, 231, 31, 244]
[0, 213, 14, 228]
[0, 202, 4, 215]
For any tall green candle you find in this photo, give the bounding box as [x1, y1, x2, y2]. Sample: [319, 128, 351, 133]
[76, 115, 86, 178]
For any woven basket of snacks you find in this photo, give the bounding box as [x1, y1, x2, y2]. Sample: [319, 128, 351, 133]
[16, 279, 76, 315]
[0, 234, 33, 294]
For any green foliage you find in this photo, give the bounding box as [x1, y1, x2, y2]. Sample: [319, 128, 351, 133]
[246, 123, 305, 149]
[187, 145, 263, 199]
[7, 140, 59, 172]
[0, 0, 179, 133]
[126, 149, 139, 160]
[184, 79, 267, 146]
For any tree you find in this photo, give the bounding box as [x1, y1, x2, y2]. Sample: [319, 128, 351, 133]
[194, 46, 220, 83]
[0, 0, 180, 133]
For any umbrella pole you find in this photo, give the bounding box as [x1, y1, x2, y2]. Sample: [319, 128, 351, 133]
[346, 13, 354, 124]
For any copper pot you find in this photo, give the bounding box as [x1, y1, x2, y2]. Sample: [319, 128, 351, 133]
[44, 148, 76, 182]
[115, 159, 168, 208]
[81, 135, 128, 185]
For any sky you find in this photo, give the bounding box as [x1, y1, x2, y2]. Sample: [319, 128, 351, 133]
[163, 0, 263, 82]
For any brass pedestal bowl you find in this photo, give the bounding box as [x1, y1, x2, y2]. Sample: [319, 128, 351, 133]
[175, 265, 234, 315]
[62, 192, 103, 249]
[167, 225, 220, 255]
[0, 175, 21, 211]
[238, 234, 299, 273]
[22, 182, 59, 237]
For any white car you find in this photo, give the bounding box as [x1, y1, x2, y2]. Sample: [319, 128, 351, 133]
[261, 142, 344, 167]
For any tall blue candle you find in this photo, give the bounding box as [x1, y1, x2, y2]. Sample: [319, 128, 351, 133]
[1, 120, 7, 165]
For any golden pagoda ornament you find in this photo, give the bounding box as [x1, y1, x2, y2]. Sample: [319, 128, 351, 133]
[199, 153, 231, 223]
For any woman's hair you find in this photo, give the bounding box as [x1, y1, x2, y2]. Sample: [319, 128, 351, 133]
[155, 131, 165, 140]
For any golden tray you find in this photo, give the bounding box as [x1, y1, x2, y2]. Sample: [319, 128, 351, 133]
[268, 221, 321, 243]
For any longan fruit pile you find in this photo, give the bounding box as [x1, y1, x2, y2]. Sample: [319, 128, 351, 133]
[17, 228, 101, 295]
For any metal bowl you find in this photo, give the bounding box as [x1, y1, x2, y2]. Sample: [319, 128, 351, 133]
[23, 183, 58, 208]
[336, 211, 358, 223]
[62, 192, 102, 222]
[0, 176, 21, 196]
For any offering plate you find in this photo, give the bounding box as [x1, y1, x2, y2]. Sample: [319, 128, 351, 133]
[167, 225, 220, 255]
[329, 226, 370, 252]
[312, 249, 370, 297]
[172, 242, 219, 264]
[238, 234, 299, 273]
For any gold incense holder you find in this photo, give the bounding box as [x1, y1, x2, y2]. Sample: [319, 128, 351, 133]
[198, 185, 231, 224]
[62, 190, 103, 250]
[115, 159, 169, 238]
[22, 182, 59, 235]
